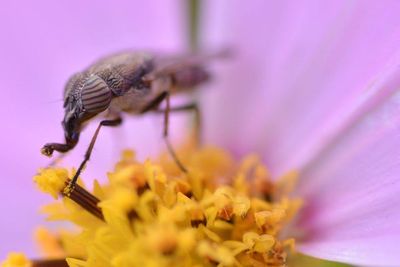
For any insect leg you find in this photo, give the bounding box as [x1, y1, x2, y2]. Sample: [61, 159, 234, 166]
[139, 91, 168, 114]
[41, 142, 76, 156]
[68, 117, 122, 190]
[139, 91, 188, 173]
[162, 93, 188, 173]
[154, 102, 202, 145]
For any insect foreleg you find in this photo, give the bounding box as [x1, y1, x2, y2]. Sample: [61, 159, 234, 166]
[67, 117, 123, 191]
[41, 142, 76, 156]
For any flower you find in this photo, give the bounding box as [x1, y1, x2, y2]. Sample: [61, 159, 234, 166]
[200, 1, 400, 266]
[1, 0, 400, 266]
[16, 146, 301, 266]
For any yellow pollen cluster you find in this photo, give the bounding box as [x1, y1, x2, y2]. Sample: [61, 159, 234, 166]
[1, 253, 31, 267]
[34, 168, 69, 199]
[8, 145, 303, 267]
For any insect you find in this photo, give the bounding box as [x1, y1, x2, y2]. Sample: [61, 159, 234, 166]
[41, 51, 216, 190]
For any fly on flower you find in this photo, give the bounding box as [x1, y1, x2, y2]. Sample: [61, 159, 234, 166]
[41, 51, 223, 191]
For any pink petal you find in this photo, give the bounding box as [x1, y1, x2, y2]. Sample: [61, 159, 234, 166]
[296, 59, 400, 265]
[0, 0, 183, 258]
[202, 1, 400, 265]
[202, 0, 400, 177]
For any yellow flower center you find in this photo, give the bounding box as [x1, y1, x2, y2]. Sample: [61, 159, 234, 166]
[7, 145, 303, 267]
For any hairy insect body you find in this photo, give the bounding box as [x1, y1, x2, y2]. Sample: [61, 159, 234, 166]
[89, 52, 153, 95]
[109, 85, 158, 114]
[42, 50, 215, 188]
[65, 52, 210, 116]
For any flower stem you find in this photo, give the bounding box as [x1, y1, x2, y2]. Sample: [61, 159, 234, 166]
[188, 0, 200, 51]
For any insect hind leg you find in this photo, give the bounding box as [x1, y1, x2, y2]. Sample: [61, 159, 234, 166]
[163, 93, 188, 173]
[140, 91, 190, 173]
[155, 102, 202, 146]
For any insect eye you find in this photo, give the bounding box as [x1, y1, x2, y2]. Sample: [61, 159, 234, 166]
[81, 75, 112, 113]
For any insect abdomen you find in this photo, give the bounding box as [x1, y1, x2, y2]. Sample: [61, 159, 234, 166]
[171, 65, 210, 90]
